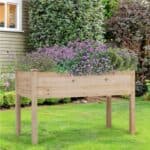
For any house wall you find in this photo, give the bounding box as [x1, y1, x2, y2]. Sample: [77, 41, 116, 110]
[0, 0, 29, 72]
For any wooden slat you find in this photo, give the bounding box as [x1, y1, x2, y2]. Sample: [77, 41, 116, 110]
[17, 71, 31, 94]
[37, 72, 132, 98]
[16, 71, 133, 98]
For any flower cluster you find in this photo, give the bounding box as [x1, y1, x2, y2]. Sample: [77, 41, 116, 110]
[17, 40, 137, 75]
[38, 40, 108, 63]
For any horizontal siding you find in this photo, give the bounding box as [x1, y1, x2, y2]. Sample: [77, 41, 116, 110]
[0, 0, 29, 72]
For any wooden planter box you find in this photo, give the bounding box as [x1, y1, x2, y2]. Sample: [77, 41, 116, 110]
[15, 70, 135, 144]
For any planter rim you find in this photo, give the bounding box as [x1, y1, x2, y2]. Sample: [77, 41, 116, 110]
[15, 70, 135, 76]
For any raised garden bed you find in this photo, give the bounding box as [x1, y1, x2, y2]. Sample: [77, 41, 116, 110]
[15, 70, 135, 144]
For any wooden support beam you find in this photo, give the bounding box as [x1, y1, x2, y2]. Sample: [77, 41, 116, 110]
[129, 94, 135, 134]
[106, 96, 112, 128]
[16, 94, 21, 135]
[129, 71, 135, 134]
[31, 70, 38, 144]
[16, 71, 21, 136]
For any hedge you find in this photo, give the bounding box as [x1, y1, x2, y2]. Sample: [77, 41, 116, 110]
[28, 0, 105, 49]
[102, 0, 119, 19]
[0, 91, 71, 108]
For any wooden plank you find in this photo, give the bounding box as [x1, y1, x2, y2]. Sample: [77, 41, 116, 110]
[15, 71, 21, 136]
[31, 71, 38, 144]
[37, 72, 132, 98]
[106, 96, 112, 128]
[17, 71, 31, 95]
[129, 71, 135, 134]
[37, 87, 131, 98]
[17, 89, 31, 98]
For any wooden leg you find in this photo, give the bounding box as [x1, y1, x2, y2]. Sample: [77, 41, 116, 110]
[129, 94, 135, 134]
[16, 94, 21, 136]
[106, 96, 112, 128]
[32, 97, 38, 144]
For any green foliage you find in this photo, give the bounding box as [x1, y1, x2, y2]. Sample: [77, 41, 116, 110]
[45, 98, 61, 104]
[106, 0, 150, 82]
[0, 94, 4, 106]
[145, 80, 150, 92]
[28, 0, 105, 49]
[0, 73, 15, 93]
[38, 98, 45, 105]
[21, 97, 31, 106]
[62, 98, 71, 103]
[17, 52, 56, 72]
[143, 92, 150, 101]
[136, 81, 147, 97]
[3, 91, 15, 107]
[0, 91, 72, 108]
[107, 48, 138, 71]
[106, 0, 150, 50]
[102, 0, 119, 18]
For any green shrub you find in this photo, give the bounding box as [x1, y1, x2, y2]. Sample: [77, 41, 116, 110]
[106, 0, 150, 51]
[102, 0, 119, 18]
[21, 97, 31, 106]
[143, 92, 150, 101]
[0, 91, 72, 108]
[28, 0, 105, 49]
[62, 98, 71, 103]
[0, 94, 4, 107]
[145, 80, 150, 92]
[38, 98, 45, 105]
[106, 0, 150, 82]
[46, 98, 61, 104]
[0, 72, 15, 92]
[136, 81, 147, 97]
[17, 52, 56, 72]
[3, 91, 15, 107]
[21, 98, 45, 105]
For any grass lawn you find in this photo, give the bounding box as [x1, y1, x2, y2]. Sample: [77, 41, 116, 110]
[0, 98, 150, 150]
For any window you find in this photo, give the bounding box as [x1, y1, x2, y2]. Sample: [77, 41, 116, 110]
[0, 3, 5, 27]
[0, 0, 22, 31]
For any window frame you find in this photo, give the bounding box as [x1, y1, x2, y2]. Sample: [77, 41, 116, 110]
[0, 0, 22, 32]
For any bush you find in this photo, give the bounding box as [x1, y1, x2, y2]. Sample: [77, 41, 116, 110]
[106, 0, 150, 51]
[106, 0, 150, 82]
[21, 98, 45, 105]
[45, 98, 71, 104]
[28, 0, 105, 49]
[17, 52, 56, 71]
[21, 97, 31, 106]
[38, 98, 45, 105]
[62, 98, 71, 103]
[136, 81, 147, 97]
[45, 98, 61, 104]
[0, 72, 15, 92]
[145, 80, 150, 92]
[143, 92, 150, 101]
[102, 0, 119, 18]
[0, 94, 4, 107]
[3, 91, 15, 107]
[0, 91, 73, 108]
